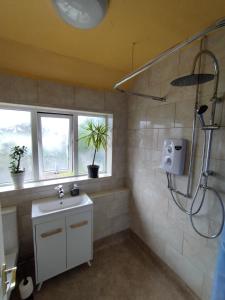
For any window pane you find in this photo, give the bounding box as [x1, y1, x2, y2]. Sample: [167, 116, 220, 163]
[78, 115, 106, 175]
[39, 115, 72, 179]
[0, 109, 33, 185]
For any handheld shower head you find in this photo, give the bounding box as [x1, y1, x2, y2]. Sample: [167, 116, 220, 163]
[197, 105, 208, 127]
[197, 105, 208, 115]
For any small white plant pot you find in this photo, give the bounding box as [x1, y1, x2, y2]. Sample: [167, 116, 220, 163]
[11, 171, 25, 189]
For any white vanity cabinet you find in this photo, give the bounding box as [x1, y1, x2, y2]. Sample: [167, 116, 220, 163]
[66, 211, 92, 268]
[32, 194, 93, 285]
[35, 218, 67, 282]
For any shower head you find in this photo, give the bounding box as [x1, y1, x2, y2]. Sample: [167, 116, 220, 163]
[171, 73, 214, 87]
[197, 105, 208, 115]
[196, 105, 208, 127]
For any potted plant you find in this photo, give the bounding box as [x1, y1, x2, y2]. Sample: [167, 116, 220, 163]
[79, 121, 108, 178]
[9, 145, 27, 189]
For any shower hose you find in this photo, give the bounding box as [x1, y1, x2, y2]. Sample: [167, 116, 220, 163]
[166, 129, 225, 239]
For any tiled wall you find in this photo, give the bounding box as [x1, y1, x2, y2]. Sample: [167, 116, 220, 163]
[0, 73, 128, 258]
[90, 188, 129, 241]
[127, 28, 225, 300]
[1, 27, 225, 300]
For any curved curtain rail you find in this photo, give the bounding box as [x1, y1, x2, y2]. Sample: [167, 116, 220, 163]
[113, 17, 225, 102]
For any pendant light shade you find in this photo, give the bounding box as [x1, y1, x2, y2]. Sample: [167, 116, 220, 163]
[53, 0, 109, 29]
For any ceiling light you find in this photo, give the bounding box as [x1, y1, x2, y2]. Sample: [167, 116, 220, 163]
[52, 0, 109, 29]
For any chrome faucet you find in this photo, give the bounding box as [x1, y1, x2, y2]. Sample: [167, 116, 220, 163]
[55, 185, 64, 199]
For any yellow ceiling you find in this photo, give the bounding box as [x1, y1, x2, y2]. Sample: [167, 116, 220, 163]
[0, 0, 225, 89]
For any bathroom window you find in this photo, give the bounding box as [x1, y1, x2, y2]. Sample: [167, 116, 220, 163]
[38, 113, 73, 180]
[0, 109, 33, 185]
[78, 115, 107, 175]
[0, 105, 112, 187]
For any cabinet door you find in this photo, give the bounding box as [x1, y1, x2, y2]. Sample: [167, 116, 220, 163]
[66, 211, 92, 269]
[35, 218, 66, 283]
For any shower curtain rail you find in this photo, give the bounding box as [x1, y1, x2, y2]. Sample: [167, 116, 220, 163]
[113, 17, 225, 101]
[116, 88, 166, 102]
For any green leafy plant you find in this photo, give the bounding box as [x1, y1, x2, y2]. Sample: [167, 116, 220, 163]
[79, 121, 108, 166]
[9, 145, 27, 174]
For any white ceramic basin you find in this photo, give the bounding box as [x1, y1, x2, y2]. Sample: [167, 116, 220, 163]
[39, 196, 84, 212]
[32, 193, 93, 219]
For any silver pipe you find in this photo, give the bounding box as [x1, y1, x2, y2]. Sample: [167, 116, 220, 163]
[113, 17, 225, 92]
[116, 88, 166, 102]
[181, 39, 203, 198]
[190, 186, 225, 239]
[191, 49, 220, 100]
[186, 95, 198, 197]
[205, 130, 213, 174]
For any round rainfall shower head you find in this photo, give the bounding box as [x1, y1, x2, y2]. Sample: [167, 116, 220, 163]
[171, 73, 215, 87]
[197, 105, 208, 115]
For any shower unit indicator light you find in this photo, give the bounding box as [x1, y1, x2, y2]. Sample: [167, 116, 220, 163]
[161, 139, 187, 175]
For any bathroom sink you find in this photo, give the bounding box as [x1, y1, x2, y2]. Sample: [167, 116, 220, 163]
[32, 193, 93, 219]
[39, 196, 85, 212]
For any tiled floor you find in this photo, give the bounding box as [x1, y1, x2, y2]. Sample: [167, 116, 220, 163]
[12, 234, 198, 300]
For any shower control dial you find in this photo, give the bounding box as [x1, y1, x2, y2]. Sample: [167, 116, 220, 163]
[165, 156, 172, 165]
[167, 145, 173, 153]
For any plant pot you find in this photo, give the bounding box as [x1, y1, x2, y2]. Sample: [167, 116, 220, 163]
[11, 171, 25, 189]
[87, 165, 99, 178]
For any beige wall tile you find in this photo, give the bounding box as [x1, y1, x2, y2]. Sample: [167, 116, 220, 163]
[182, 233, 216, 277]
[128, 129, 158, 151]
[92, 189, 129, 240]
[165, 244, 204, 297]
[38, 79, 74, 107]
[128, 108, 146, 129]
[149, 62, 161, 86]
[146, 103, 175, 129]
[206, 28, 225, 60]
[104, 90, 127, 112]
[113, 110, 127, 130]
[0, 73, 37, 104]
[132, 72, 149, 94]
[160, 79, 182, 104]
[158, 51, 179, 83]
[75, 86, 104, 111]
[157, 127, 192, 150]
[211, 127, 225, 160]
[175, 98, 195, 128]
[178, 40, 200, 75]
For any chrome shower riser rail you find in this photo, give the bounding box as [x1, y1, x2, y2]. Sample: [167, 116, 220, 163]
[113, 17, 225, 101]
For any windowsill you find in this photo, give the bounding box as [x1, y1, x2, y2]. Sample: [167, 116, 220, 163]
[0, 173, 112, 194]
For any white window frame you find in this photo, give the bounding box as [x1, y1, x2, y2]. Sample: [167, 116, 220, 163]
[37, 112, 73, 179]
[77, 112, 108, 176]
[0, 103, 112, 186]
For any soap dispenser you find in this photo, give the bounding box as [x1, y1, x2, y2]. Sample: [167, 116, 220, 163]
[71, 184, 79, 196]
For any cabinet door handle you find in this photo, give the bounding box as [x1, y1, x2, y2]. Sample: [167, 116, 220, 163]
[41, 228, 63, 238]
[70, 220, 88, 229]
